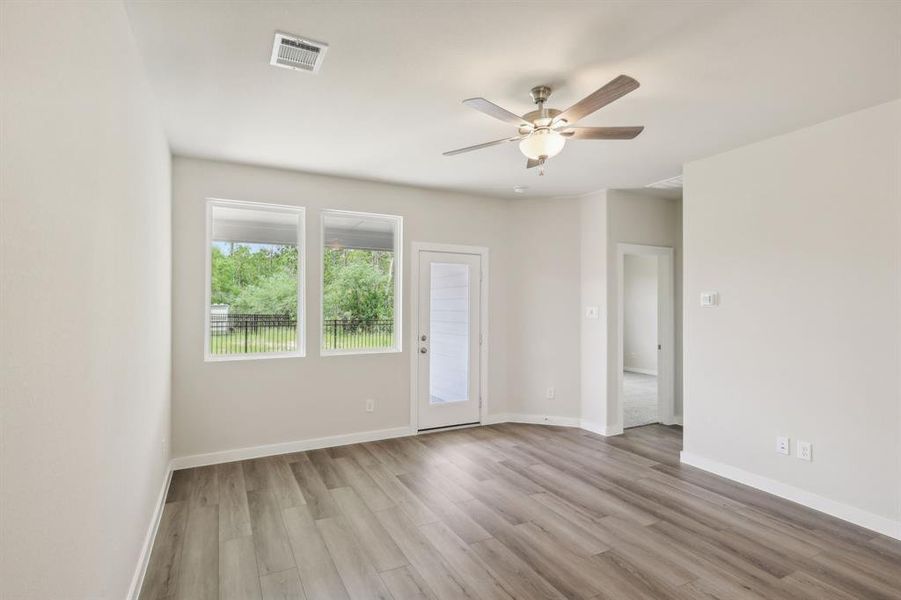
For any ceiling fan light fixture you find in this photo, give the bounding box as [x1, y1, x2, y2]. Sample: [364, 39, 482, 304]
[518, 128, 566, 160]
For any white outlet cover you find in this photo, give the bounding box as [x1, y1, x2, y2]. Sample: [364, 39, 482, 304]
[776, 436, 790, 455]
[546, 387, 555, 399]
[797, 440, 812, 461]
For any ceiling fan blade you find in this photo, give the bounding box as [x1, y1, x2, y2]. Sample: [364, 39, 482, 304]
[463, 97, 531, 127]
[555, 75, 640, 125]
[526, 158, 540, 169]
[560, 126, 644, 140]
[443, 135, 525, 156]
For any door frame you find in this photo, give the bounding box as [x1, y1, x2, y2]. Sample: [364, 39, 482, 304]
[616, 243, 676, 428]
[409, 242, 489, 431]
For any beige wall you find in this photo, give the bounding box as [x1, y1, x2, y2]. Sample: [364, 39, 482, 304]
[624, 254, 659, 374]
[0, 2, 172, 598]
[171, 157, 513, 458]
[683, 99, 901, 531]
[606, 190, 683, 426]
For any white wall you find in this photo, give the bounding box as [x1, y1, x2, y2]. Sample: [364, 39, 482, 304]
[506, 197, 582, 420]
[171, 157, 512, 458]
[0, 2, 172, 598]
[624, 254, 659, 374]
[683, 99, 901, 535]
[606, 190, 683, 427]
[580, 192, 610, 430]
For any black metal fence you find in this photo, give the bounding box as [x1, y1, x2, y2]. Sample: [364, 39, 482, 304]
[209, 314, 394, 354]
[210, 313, 297, 355]
[323, 319, 394, 350]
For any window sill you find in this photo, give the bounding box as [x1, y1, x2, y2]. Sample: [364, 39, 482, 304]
[204, 351, 305, 363]
[320, 347, 402, 357]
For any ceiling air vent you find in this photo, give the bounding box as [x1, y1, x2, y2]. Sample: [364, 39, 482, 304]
[270, 32, 328, 74]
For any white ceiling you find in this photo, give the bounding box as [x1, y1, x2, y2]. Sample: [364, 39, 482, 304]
[124, 1, 901, 199]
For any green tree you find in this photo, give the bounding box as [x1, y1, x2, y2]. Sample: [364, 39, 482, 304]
[232, 270, 298, 317]
[322, 248, 394, 322]
[210, 243, 298, 314]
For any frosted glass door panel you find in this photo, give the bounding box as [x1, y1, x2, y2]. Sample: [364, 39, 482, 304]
[429, 263, 470, 404]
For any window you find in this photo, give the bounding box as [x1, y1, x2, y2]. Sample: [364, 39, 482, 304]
[321, 210, 402, 354]
[206, 200, 304, 360]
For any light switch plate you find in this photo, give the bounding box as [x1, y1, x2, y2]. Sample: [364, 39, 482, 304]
[585, 306, 599, 319]
[776, 436, 790, 455]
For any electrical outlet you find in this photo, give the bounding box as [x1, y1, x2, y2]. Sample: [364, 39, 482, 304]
[776, 436, 790, 455]
[797, 440, 812, 461]
[546, 387, 555, 399]
[365, 398, 374, 412]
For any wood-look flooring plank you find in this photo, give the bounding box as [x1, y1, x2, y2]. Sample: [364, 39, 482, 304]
[247, 489, 295, 576]
[267, 456, 308, 508]
[308, 449, 347, 489]
[166, 469, 193, 503]
[375, 506, 479, 600]
[175, 504, 218, 600]
[316, 516, 393, 600]
[470, 537, 567, 600]
[189, 465, 219, 507]
[396, 472, 492, 543]
[332, 456, 395, 512]
[260, 568, 307, 600]
[282, 504, 349, 600]
[362, 460, 439, 526]
[457, 498, 599, 600]
[379, 565, 436, 600]
[330, 486, 408, 572]
[290, 454, 341, 519]
[418, 520, 514, 600]
[220, 535, 262, 600]
[139, 501, 188, 600]
[218, 461, 252, 541]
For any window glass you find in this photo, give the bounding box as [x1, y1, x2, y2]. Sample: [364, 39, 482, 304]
[207, 202, 303, 358]
[321, 211, 401, 353]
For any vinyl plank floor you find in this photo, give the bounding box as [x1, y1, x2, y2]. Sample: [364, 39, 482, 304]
[140, 424, 901, 600]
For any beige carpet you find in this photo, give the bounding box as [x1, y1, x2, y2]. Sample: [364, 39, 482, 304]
[623, 370, 658, 428]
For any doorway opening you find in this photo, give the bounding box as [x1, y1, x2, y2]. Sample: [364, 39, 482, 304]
[623, 254, 659, 427]
[616, 243, 675, 430]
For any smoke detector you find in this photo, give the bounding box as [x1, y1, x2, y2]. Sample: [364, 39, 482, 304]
[270, 32, 328, 73]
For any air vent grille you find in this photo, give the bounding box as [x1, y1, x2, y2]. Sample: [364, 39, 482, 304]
[270, 32, 328, 73]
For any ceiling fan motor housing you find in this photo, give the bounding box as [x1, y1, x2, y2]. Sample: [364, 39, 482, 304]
[529, 85, 552, 105]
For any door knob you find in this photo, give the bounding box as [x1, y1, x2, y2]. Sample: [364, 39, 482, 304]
[420, 347, 428, 354]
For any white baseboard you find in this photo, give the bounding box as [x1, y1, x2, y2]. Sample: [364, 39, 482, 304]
[500, 413, 582, 428]
[624, 367, 658, 376]
[580, 420, 623, 436]
[170, 426, 414, 470]
[485, 413, 623, 437]
[127, 463, 173, 600]
[680, 451, 901, 541]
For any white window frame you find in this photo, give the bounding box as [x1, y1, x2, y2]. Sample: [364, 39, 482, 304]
[204, 198, 306, 362]
[320, 209, 403, 356]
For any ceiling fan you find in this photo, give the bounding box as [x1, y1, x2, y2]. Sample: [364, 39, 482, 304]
[443, 75, 644, 175]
